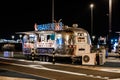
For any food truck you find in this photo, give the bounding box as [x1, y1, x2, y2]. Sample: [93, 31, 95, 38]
[17, 22, 105, 65]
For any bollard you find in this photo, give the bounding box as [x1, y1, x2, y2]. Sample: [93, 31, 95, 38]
[52, 51, 55, 64]
[31, 48, 35, 62]
[118, 43, 120, 58]
[31, 52, 35, 61]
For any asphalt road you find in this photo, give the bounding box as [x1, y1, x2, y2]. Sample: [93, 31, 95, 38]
[0, 68, 50, 80]
[0, 57, 120, 80]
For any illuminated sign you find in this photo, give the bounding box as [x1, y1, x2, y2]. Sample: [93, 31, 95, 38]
[36, 48, 54, 53]
[37, 22, 63, 31]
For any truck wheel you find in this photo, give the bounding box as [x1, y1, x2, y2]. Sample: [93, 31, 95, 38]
[42, 56, 45, 61]
[39, 56, 42, 61]
[46, 56, 49, 62]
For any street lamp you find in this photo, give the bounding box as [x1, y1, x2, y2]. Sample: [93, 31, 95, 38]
[11, 35, 15, 40]
[19, 35, 22, 39]
[90, 4, 94, 37]
[19, 34, 22, 42]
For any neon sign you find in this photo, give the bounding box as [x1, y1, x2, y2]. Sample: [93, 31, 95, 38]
[37, 22, 63, 31]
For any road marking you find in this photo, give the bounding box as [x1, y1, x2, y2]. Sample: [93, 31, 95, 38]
[108, 78, 120, 80]
[1, 57, 120, 74]
[0, 76, 35, 80]
[16, 63, 110, 80]
[0, 62, 55, 80]
[0, 61, 109, 80]
[106, 58, 120, 62]
[1, 57, 120, 79]
[1, 57, 120, 72]
[100, 68, 120, 73]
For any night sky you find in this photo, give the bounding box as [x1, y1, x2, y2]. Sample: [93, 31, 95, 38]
[0, 0, 120, 39]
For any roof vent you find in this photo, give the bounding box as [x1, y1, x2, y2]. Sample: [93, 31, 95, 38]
[72, 24, 78, 28]
[63, 25, 68, 29]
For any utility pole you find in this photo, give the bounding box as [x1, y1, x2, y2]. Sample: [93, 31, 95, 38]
[90, 4, 94, 37]
[52, 0, 54, 23]
[108, 0, 112, 52]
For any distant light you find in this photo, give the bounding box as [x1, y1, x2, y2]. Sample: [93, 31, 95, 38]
[19, 35, 22, 38]
[111, 39, 113, 42]
[11, 35, 15, 40]
[115, 39, 117, 42]
[92, 36, 95, 40]
[90, 4, 94, 8]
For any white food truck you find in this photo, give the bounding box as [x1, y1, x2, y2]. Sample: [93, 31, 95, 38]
[17, 22, 105, 65]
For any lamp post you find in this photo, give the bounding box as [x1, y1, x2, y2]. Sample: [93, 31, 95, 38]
[108, 0, 112, 52]
[52, 0, 54, 23]
[90, 4, 94, 37]
[109, 0, 112, 34]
